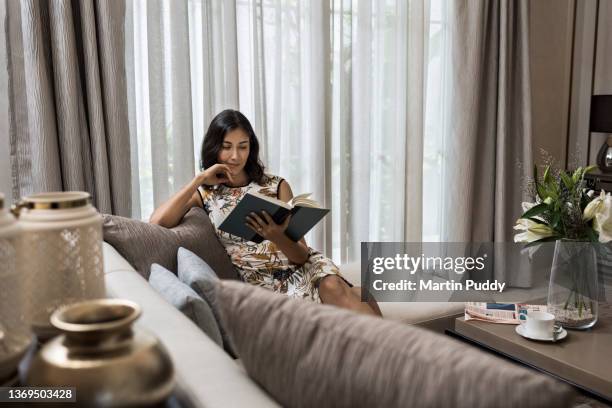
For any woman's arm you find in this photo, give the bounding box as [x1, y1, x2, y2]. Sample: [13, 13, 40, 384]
[245, 180, 310, 265]
[149, 177, 204, 228]
[150, 164, 235, 228]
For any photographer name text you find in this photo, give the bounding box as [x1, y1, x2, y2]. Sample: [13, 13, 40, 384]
[371, 279, 506, 293]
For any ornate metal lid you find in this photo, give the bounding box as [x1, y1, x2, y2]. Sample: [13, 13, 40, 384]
[21, 192, 91, 210]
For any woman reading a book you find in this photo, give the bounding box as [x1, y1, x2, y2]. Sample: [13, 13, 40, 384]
[150, 109, 381, 316]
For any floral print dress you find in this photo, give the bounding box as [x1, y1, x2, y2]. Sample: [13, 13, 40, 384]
[199, 174, 347, 302]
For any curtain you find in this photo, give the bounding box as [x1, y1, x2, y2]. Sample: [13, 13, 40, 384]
[443, 0, 533, 287]
[5, 0, 131, 216]
[126, 0, 432, 263]
[0, 1, 10, 202]
[443, 0, 532, 243]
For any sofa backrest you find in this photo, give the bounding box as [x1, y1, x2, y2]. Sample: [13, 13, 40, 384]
[103, 242, 279, 408]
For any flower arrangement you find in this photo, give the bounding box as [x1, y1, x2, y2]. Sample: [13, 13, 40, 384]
[513, 165, 611, 243]
[514, 164, 604, 329]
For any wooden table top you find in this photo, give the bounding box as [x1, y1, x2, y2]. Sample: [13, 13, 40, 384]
[454, 302, 612, 401]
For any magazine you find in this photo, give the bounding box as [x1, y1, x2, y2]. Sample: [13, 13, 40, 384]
[464, 302, 547, 324]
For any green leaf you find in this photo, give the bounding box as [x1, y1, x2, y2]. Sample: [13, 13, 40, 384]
[543, 166, 551, 183]
[560, 171, 574, 190]
[521, 203, 549, 219]
[533, 165, 541, 199]
[545, 183, 559, 200]
[572, 167, 585, 184]
[536, 183, 547, 201]
[550, 212, 561, 229]
[586, 227, 599, 243]
[584, 165, 597, 174]
[528, 217, 547, 225]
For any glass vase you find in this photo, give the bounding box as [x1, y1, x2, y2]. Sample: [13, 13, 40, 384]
[547, 240, 598, 330]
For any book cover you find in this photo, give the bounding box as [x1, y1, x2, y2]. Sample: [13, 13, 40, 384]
[218, 192, 329, 243]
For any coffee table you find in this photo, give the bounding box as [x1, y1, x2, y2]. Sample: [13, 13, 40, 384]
[446, 302, 612, 404]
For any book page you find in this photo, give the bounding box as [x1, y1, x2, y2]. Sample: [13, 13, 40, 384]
[289, 193, 320, 208]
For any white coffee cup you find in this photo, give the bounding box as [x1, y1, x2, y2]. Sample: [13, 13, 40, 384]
[521, 311, 555, 338]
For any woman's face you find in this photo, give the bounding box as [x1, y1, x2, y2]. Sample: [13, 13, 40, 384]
[218, 128, 250, 175]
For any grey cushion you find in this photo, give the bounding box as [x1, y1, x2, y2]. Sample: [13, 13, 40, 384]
[215, 281, 575, 408]
[149, 263, 223, 347]
[177, 247, 237, 358]
[102, 207, 238, 280]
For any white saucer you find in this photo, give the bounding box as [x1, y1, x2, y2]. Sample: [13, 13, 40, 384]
[515, 325, 567, 342]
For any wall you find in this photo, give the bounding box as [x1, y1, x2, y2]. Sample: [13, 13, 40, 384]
[588, 0, 612, 164]
[529, 0, 575, 169]
[530, 0, 612, 170]
[593, 0, 612, 93]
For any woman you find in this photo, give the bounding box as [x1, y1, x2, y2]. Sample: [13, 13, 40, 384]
[150, 109, 381, 316]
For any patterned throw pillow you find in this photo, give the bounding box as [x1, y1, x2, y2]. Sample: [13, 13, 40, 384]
[149, 263, 223, 347]
[177, 247, 237, 358]
[102, 207, 238, 280]
[215, 280, 575, 408]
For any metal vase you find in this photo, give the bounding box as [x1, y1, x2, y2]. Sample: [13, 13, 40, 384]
[26, 299, 175, 407]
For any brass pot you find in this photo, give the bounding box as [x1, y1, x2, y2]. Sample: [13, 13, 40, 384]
[26, 299, 174, 407]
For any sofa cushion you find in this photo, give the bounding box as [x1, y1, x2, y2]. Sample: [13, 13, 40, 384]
[102, 207, 237, 280]
[215, 280, 575, 408]
[177, 247, 237, 358]
[149, 263, 223, 347]
[339, 261, 464, 329]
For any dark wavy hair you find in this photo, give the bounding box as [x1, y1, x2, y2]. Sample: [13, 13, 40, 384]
[200, 109, 266, 185]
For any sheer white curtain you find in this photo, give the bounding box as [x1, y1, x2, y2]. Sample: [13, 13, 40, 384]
[125, 0, 239, 220]
[125, 0, 447, 264]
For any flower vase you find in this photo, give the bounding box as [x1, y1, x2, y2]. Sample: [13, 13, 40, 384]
[547, 240, 598, 330]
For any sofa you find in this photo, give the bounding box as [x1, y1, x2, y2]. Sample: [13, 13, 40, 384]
[103, 241, 467, 407]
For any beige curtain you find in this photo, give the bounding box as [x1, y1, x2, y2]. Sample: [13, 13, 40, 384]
[5, 0, 131, 216]
[444, 0, 532, 243]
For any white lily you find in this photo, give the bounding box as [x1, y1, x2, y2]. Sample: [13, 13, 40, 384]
[513, 218, 555, 243]
[591, 191, 612, 243]
[583, 190, 607, 221]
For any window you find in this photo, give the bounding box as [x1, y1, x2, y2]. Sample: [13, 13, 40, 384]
[423, 0, 447, 242]
[126, 0, 449, 261]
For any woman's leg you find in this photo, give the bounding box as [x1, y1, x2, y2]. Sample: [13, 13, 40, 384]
[318, 275, 382, 316]
[351, 286, 383, 316]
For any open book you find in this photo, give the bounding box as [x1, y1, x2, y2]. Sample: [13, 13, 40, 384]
[218, 192, 329, 243]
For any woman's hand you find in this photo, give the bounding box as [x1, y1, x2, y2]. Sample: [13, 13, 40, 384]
[198, 163, 235, 186]
[245, 211, 291, 243]
[246, 209, 309, 265]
